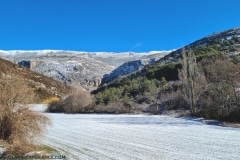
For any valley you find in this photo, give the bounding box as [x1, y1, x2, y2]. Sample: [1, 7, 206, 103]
[1, 27, 240, 158]
[1, 0, 240, 158]
[0, 50, 170, 90]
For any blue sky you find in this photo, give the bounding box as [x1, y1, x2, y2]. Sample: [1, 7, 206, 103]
[0, 0, 240, 52]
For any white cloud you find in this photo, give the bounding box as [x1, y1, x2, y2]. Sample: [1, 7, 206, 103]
[131, 42, 142, 49]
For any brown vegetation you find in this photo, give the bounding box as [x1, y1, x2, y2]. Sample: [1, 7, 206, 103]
[0, 76, 50, 155]
[178, 51, 240, 122]
[63, 89, 93, 113]
[47, 88, 93, 113]
[199, 57, 240, 122]
[0, 58, 71, 102]
[94, 101, 131, 114]
[47, 87, 133, 114]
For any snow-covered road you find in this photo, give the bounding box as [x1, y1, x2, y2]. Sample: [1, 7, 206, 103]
[40, 114, 240, 160]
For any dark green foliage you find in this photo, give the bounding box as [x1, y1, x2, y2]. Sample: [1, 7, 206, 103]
[226, 108, 240, 122]
[232, 55, 240, 64]
[192, 45, 218, 57]
[92, 34, 240, 121]
[231, 35, 240, 43]
[94, 77, 160, 105]
[145, 62, 181, 81]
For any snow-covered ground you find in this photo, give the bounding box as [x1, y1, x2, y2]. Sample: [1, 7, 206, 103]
[39, 113, 240, 160]
[29, 104, 48, 112]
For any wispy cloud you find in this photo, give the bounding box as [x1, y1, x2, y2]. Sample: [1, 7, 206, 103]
[131, 42, 142, 49]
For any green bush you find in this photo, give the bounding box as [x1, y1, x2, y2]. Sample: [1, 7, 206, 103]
[226, 108, 240, 122]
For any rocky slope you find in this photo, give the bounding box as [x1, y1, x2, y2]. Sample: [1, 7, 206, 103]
[159, 27, 240, 63]
[0, 58, 70, 102]
[2, 27, 239, 90]
[0, 50, 170, 90]
[93, 27, 240, 95]
[102, 58, 156, 85]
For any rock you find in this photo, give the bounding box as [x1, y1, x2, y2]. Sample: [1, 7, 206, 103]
[102, 59, 156, 85]
[0, 50, 169, 90]
[0, 145, 3, 155]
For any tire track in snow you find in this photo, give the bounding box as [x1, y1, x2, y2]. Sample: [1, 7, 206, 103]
[39, 114, 240, 160]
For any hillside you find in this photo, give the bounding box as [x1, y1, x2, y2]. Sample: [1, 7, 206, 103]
[0, 58, 70, 102]
[0, 50, 170, 90]
[126, 27, 240, 81]
[95, 27, 240, 90]
[93, 28, 238, 92]
[92, 27, 240, 122]
[158, 27, 240, 64]
[101, 58, 156, 85]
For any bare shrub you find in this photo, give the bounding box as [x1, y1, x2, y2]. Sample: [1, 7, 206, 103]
[162, 90, 188, 110]
[0, 76, 50, 155]
[200, 58, 240, 121]
[47, 100, 65, 113]
[42, 96, 60, 104]
[95, 101, 130, 114]
[47, 88, 93, 114]
[178, 49, 207, 115]
[147, 90, 188, 115]
[64, 88, 92, 113]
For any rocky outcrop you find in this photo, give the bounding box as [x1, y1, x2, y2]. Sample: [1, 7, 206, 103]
[31, 58, 114, 90]
[1, 27, 239, 90]
[0, 50, 168, 90]
[17, 60, 40, 69]
[18, 60, 31, 68]
[30, 60, 39, 69]
[102, 59, 156, 85]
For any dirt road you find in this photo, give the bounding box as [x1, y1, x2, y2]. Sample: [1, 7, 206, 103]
[40, 114, 240, 160]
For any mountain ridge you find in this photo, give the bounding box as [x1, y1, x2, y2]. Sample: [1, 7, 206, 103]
[1, 27, 239, 90]
[0, 50, 170, 90]
[158, 27, 240, 64]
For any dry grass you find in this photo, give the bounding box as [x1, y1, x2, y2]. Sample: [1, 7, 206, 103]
[0, 76, 50, 155]
[47, 87, 93, 113]
[95, 101, 130, 114]
[42, 96, 60, 104]
[64, 88, 93, 113]
[35, 145, 57, 154]
[0, 57, 71, 101]
[222, 122, 240, 128]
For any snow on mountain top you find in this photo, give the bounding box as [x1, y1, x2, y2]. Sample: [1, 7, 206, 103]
[0, 49, 173, 56]
[0, 49, 173, 89]
[148, 50, 176, 54]
[0, 50, 83, 56]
